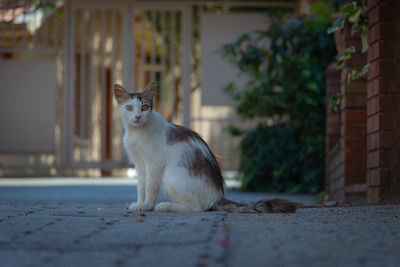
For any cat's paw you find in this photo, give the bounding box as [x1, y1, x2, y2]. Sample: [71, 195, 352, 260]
[128, 202, 154, 211]
[128, 202, 141, 211]
[155, 202, 170, 212]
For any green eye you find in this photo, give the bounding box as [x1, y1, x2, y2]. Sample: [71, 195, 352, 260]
[142, 105, 149, 111]
[125, 105, 133, 111]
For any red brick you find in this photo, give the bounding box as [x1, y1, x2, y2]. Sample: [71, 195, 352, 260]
[327, 114, 340, 126]
[342, 110, 367, 123]
[341, 94, 367, 109]
[368, 41, 397, 62]
[368, 3, 398, 27]
[369, 59, 400, 79]
[378, 131, 400, 147]
[367, 78, 400, 97]
[367, 132, 378, 150]
[368, 168, 392, 186]
[367, 150, 380, 167]
[342, 40, 363, 54]
[367, 96, 378, 116]
[343, 164, 366, 176]
[347, 53, 367, 68]
[379, 113, 400, 130]
[344, 151, 366, 163]
[341, 81, 367, 95]
[367, 186, 384, 204]
[343, 125, 366, 137]
[367, 0, 378, 9]
[378, 95, 400, 112]
[367, 115, 379, 132]
[343, 138, 366, 151]
[369, 23, 397, 44]
[367, 114, 400, 132]
[327, 138, 339, 151]
[367, 148, 392, 166]
[344, 175, 367, 186]
[368, 95, 400, 115]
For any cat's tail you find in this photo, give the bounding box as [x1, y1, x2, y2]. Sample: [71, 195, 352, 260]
[210, 197, 297, 213]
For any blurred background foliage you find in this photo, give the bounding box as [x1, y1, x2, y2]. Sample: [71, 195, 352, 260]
[221, 3, 336, 194]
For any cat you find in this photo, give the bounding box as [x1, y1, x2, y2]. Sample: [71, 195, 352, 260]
[114, 82, 296, 213]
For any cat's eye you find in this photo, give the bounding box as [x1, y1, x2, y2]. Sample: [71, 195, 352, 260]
[141, 105, 149, 111]
[125, 105, 133, 111]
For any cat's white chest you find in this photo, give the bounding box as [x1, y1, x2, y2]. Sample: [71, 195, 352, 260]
[123, 127, 166, 164]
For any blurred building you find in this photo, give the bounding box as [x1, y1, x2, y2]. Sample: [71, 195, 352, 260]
[0, 0, 300, 176]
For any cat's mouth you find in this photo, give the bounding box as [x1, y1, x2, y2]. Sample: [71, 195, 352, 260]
[131, 119, 144, 127]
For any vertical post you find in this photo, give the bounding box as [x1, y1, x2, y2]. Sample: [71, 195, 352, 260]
[140, 10, 146, 90]
[170, 11, 176, 119]
[80, 10, 86, 141]
[150, 11, 156, 83]
[182, 5, 192, 127]
[63, 0, 75, 168]
[160, 11, 167, 116]
[100, 9, 107, 165]
[1, 0, 5, 45]
[53, 7, 58, 49]
[122, 5, 134, 90]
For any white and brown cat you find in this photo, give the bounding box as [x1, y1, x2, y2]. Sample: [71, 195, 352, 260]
[114, 82, 296, 213]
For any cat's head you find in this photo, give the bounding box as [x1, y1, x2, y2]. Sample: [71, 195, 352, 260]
[113, 82, 156, 128]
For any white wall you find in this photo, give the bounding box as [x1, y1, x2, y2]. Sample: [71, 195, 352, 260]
[200, 12, 269, 106]
[0, 59, 57, 153]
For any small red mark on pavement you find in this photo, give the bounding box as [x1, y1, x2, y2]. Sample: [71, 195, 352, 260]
[215, 236, 230, 247]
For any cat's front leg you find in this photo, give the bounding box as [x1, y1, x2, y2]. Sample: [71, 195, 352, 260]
[138, 165, 164, 211]
[128, 163, 147, 211]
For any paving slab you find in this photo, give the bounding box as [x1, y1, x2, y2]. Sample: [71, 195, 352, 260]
[0, 178, 399, 267]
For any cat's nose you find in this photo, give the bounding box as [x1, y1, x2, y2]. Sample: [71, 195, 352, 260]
[135, 116, 141, 121]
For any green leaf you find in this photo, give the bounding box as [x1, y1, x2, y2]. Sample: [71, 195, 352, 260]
[223, 82, 235, 94]
[341, 2, 357, 15]
[348, 8, 362, 23]
[360, 63, 370, 76]
[351, 22, 362, 35]
[329, 93, 340, 113]
[226, 125, 243, 136]
[335, 59, 344, 69]
[342, 46, 355, 59]
[58, 9, 65, 19]
[327, 15, 345, 34]
[361, 31, 369, 53]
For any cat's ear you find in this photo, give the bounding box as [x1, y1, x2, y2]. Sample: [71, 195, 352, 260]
[113, 84, 130, 104]
[142, 81, 156, 101]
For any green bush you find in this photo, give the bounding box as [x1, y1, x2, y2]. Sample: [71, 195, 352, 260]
[221, 7, 336, 194]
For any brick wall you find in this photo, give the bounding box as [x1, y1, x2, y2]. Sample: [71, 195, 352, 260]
[325, 63, 341, 152]
[326, 19, 367, 201]
[325, 63, 341, 196]
[366, 0, 400, 204]
[325, 0, 400, 203]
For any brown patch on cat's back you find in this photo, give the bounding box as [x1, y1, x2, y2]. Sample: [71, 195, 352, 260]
[180, 148, 225, 195]
[169, 124, 225, 194]
[166, 125, 201, 145]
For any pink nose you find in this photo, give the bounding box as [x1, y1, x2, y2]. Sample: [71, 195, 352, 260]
[135, 116, 141, 121]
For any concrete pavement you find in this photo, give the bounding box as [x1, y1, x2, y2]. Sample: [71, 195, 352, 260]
[0, 178, 399, 267]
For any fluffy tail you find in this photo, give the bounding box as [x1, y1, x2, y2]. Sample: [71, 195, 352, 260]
[211, 197, 297, 213]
